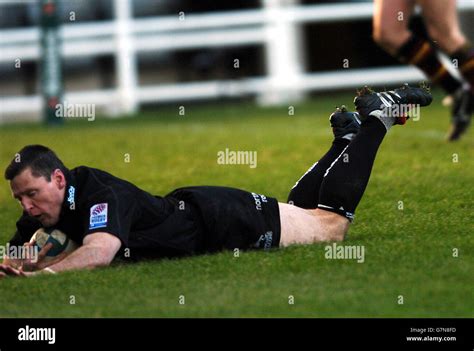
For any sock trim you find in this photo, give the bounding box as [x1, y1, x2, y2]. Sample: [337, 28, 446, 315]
[342, 133, 357, 141]
[460, 59, 474, 74]
[323, 145, 349, 178]
[368, 111, 394, 131]
[409, 42, 431, 65]
[431, 66, 448, 83]
[317, 203, 354, 222]
[291, 161, 318, 190]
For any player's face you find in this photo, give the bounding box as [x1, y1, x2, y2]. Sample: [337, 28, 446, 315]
[10, 168, 66, 227]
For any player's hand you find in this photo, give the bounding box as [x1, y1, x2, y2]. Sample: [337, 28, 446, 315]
[0, 264, 28, 278]
[2, 241, 34, 269]
[0, 264, 38, 278]
[21, 241, 69, 272]
[21, 241, 52, 271]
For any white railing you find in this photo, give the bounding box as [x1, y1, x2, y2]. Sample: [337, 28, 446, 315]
[0, 0, 473, 122]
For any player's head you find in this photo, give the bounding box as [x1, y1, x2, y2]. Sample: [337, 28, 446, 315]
[4, 145, 69, 227]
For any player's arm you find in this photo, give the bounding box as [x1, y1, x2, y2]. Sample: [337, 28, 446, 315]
[45, 232, 121, 273]
[43, 195, 128, 274]
[2, 256, 20, 267]
[0, 232, 121, 278]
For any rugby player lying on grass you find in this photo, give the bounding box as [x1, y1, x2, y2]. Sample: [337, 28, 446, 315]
[0, 84, 432, 278]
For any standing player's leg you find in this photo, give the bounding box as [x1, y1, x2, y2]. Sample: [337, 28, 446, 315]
[287, 106, 361, 209]
[373, 0, 462, 96]
[416, 0, 474, 140]
[373, 0, 415, 55]
[279, 84, 432, 247]
[417, 0, 467, 56]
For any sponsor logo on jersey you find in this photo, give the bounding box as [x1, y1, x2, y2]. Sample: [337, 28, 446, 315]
[89, 203, 108, 229]
[255, 231, 273, 250]
[67, 186, 75, 209]
[251, 192, 268, 211]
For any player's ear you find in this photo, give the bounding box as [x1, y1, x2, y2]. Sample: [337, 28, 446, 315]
[52, 169, 66, 189]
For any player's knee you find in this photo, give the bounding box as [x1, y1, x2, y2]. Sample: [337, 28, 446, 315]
[426, 24, 462, 52]
[426, 25, 445, 47]
[326, 220, 348, 242]
[373, 34, 395, 54]
[316, 211, 349, 242]
[373, 27, 409, 54]
[373, 26, 394, 50]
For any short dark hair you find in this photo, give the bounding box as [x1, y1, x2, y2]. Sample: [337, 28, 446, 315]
[4, 145, 69, 181]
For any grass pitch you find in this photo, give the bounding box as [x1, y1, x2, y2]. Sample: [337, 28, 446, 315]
[0, 89, 472, 317]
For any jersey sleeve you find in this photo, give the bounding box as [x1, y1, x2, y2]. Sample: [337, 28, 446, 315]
[82, 187, 135, 246]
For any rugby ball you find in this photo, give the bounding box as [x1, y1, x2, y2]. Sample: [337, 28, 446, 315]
[30, 228, 78, 260]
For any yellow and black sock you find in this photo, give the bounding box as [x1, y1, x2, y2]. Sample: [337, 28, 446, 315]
[451, 41, 474, 93]
[397, 35, 461, 94]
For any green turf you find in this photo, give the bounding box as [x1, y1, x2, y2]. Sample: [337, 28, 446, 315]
[0, 89, 472, 317]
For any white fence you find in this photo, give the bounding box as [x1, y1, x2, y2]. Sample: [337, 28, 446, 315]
[0, 0, 473, 122]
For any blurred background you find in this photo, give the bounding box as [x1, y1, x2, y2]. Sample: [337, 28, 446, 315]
[0, 0, 473, 123]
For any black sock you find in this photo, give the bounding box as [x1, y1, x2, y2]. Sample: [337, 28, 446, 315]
[287, 138, 350, 209]
[317, 116, 387, 221]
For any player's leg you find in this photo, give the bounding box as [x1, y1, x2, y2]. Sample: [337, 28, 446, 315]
[416, 0, 474, 140]
[287, 106, 360, 209]
[279, 203, 349, 245]
[418, 0, 474, 87]
[280, 110, 387, 246]
[279, 84, 432, 247]
[373, 0, 415, 55]
[417, 0, 466, 54]
[374, 0, 462, 96]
